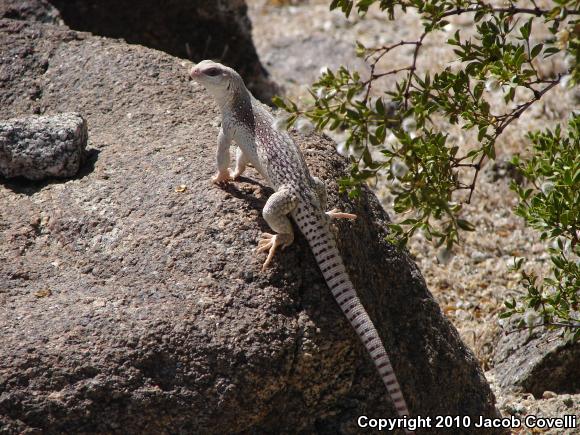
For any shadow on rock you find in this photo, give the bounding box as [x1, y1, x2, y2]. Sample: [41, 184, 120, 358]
[0, 148, 100, 195]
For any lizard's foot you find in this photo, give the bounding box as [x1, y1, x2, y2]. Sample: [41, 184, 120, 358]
[326, 208, 357, 220]
[256, 232, 293, 270]
[212, 169, 234, 185]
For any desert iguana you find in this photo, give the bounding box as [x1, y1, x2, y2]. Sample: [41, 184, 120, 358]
[190, 60, 413, 432]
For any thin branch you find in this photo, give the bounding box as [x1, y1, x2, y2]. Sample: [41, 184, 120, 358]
[504, 321, 580, 335]
[362, 40, 419, 102]
[404, 32, 427, 110]
[525, 39, 539, 78]
[438, 6, 580, 19]
[363, 62, 377, 103]
[465, 77, 561, 203]
[498, 78, 560, 125]
[364, 40, 419, 62]
[372, 66, 413, 79]
[466, 153, 486, 204]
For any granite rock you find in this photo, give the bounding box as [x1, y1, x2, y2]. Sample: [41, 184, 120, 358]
[0, 112, 87, 180]
[0, 0, 62, 24]
[492, 327, 580, 397]
[0, 19, 501, 434]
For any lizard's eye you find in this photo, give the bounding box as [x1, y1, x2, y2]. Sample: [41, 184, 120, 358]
[204, 67, 221, 77]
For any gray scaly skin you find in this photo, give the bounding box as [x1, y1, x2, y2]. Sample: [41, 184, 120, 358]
[190, 60, 413, 432]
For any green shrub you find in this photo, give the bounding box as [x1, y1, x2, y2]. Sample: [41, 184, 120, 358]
[504, 115, 579, 339]
[275, 0, 580, 336]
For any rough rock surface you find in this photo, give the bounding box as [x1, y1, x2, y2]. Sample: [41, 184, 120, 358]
[0, 19, 499, 434]
[48, 0, 278, 103]
[492, 328, 580, 397]
[0, 112, 87, 180]
[0, 0, 62, 24]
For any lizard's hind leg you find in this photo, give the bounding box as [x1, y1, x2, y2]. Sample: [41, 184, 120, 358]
[312, 177, 357, 220]
[257, 187, 298, 270]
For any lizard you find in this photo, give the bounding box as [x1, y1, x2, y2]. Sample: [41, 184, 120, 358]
[190, 60, 413, 432]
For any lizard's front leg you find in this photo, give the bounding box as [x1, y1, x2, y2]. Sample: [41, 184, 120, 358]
[212, 128, 234, 184]
[312, 176, 357, 220]
[256, 187, 298, 270]
[232, 146, 249, 179]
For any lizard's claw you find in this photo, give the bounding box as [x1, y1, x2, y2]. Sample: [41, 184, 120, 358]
[212, 169, 234, 185]
[256, 232, 291, 270]
[326, 208, 357, 220]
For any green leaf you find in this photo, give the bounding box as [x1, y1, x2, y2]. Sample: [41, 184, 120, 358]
[531, 43, 543, 58]
[372, 96, 383, 115]
[376, 124, 386, 143]
[457, 219, 476, 231]
[544, 46, 560, 57]
[478, 125, 488, 141]
[272, 96, 288, 111]
[499, 310, 514, 319]
[520, 19, 532, 39]
[286, 3, 580, 341]
[355, 41, 366, 57]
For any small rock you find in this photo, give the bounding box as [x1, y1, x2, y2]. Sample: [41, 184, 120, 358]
[542, 390, 558, 399]
[0, 112, 88, 180]
[503, 402, 526, 415]
[34, 288, 52, 298]
[492, 328, 580, 397]
[93, 299, 106, 308]
[471, 250, 491, 263]
[563, 397, 574, 407]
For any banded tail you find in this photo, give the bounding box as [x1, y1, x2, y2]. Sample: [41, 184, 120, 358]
[294, 205, 413, 434]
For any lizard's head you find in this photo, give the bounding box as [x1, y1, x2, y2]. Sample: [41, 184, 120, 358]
[190, 60, 242, 102]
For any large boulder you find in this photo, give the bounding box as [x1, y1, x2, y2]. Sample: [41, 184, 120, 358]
[47, 0, 278, 103]
[492, 328, 580, 397]
[0, 0, 62, 24]
[0, 19, 500, 434]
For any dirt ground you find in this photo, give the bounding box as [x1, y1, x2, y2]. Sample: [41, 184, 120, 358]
[247, 0, 580, 431]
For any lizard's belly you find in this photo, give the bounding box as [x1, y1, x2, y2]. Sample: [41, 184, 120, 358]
[233, 125, 309, 189]
[233, 131, 272, 185]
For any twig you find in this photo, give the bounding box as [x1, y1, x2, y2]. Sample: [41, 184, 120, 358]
[504, 321, 580, 335]
[438, 6, 580, 19]
[404, 33, 427, 110]
[465, 78, 561, 203]
[466, 153, 487, 204]
[364, 40, 419, 62]
[372, 66, 413, 80]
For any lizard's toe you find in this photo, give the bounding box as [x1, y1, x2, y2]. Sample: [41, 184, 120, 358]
[212, 169, 234, 185]
[256, 233, 274, 250]
[256, 233, 292, 269]
[326, 208, 357, 220]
